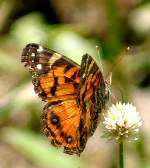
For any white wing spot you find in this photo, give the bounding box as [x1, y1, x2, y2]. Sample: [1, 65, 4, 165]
[31, 53, 35, 57]
[36, 64, 42, 70]
[49, 53, 62, 66]
[82, 73, 85, 78]
[37, 46, 44, 52]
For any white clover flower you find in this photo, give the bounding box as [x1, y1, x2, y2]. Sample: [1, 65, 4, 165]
[102, 102, 142, 142]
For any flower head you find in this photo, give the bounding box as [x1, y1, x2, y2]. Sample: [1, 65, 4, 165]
[102, 102, 142, 142]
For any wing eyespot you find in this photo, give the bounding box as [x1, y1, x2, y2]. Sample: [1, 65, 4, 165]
[66, 135, 73, 144]
[51, 112, 60, 125]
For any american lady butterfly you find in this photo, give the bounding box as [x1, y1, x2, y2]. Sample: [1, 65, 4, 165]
[21, 43, 109, 155]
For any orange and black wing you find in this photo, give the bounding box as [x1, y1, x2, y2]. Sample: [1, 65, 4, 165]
[77, 54, 109, 153]
[42, 99, 81, 155]
[21, 43, 81, 154]
[21, 44, 109, 155]
[21, 43, 80, 102]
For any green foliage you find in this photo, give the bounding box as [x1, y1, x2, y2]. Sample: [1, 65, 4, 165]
[0, 1, 149, 168]
[1, 127, 84, 168]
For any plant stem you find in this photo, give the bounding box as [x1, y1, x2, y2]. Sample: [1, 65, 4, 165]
[119, 141, 124, 168]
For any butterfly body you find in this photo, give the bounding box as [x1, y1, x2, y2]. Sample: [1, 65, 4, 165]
[21, 43, 109, 155]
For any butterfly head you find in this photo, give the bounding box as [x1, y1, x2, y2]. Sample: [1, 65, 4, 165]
[104, 72, 112, 102]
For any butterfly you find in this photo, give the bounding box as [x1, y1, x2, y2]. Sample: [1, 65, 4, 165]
[21, 43, 109, 155]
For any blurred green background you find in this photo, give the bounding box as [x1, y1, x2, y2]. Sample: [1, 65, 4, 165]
[0, 0, 150, 168]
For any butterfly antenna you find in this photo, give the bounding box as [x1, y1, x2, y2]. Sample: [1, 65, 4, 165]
[105, 46, 132, 88]
[96, 45, 104, 73]
[110, 46, 132, 74]
[96, 46, 114, 84]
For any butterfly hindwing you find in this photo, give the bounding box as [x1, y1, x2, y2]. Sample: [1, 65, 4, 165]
[42, 99, 81, 155]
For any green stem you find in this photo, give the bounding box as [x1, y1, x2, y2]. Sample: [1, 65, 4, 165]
[119, 142, 124, 168]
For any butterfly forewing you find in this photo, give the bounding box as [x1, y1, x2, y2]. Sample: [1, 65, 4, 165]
[21, 43, 80, 102]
